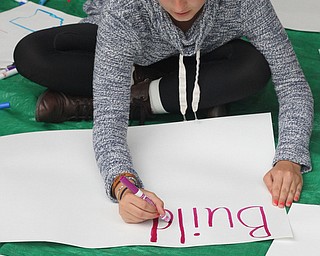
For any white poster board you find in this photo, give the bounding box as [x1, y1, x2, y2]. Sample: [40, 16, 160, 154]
[267, 203, 320, 256]
[271, 0, 320, 32]
[0, 2, 81, 67]
[0, 113, 293, 248]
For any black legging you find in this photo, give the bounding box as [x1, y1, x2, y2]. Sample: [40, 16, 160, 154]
[14, 23, 271, 112]
[14, 23, 97, 97]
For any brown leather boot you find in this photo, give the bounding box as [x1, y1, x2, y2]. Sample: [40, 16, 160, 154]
[206, 104, 228, 118]
[133, 65, 164, 84]
[197, 104, 228, 119]
[129, 79, 153, 125]
[129, 66, 165, 125]
[35, 90, 93, 123]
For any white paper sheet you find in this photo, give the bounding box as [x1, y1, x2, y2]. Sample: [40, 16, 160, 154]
[0, 113, 293, 248]
[267, 203, 320, 256]
[0, 2, 81, 67]
[270, 0, 320, 32]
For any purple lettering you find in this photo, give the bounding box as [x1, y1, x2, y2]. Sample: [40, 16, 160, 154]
[193, 207, 200, 236]
[150, 209, 174, 243]
[178, 208, 186, 244]
[150, 217, 158, 242]
[206, 207, 234, 228]
[237, 206, 271, 238]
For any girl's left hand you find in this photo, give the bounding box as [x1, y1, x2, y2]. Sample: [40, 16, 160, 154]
[263, 160, 302, 208]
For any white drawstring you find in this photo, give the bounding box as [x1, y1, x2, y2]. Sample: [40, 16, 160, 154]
[192, 50, 201, 119]
[178, 50, 201, 121]
[178, 54, 188, 120]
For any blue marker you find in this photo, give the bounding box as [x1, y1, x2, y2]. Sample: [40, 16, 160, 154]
[0, 102, 10, 110]
[14, 0, 28, 5]
[39, 0, 48, 5]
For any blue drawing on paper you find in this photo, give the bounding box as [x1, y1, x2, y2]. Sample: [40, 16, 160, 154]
[9, 9, 64, 32]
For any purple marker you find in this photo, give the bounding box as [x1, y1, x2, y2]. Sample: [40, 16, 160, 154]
[1, 64, 16, 72]
[0, 64, 18, 80]
[120, 176, 171, 222]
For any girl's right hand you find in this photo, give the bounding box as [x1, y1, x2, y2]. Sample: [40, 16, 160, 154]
[118, 188, 166, 223]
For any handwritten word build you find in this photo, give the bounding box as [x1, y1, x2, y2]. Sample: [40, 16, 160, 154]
[151, 205, 271, 244]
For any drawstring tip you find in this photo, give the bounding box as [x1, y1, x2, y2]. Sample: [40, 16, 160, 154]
[183, 115, 187, 121]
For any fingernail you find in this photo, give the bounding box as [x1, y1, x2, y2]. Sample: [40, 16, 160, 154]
[279, 202, 285, 208]
[273, 200, 278, 206]
[294, 196, 299, 201]
[286, 201, 292, 207]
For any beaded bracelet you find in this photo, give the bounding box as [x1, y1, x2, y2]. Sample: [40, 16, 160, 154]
[118, 177, 137, 201]
[126, 176, 138, 186]
[112, 172, 138, 199]
[119, 187, 129, 201]
[116, 185, 126, 201]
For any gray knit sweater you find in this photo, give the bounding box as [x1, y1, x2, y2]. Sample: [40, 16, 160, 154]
[83, 0, 314, 201]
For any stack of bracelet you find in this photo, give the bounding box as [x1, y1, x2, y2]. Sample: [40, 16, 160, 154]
[112, 173, 138, 201]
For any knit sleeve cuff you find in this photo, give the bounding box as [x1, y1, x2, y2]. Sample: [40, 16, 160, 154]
[273, 146, 312, 174]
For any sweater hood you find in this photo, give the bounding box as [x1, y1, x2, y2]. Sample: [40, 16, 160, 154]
[140, 0, 220, 119]
[142, 0, 219, 56]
